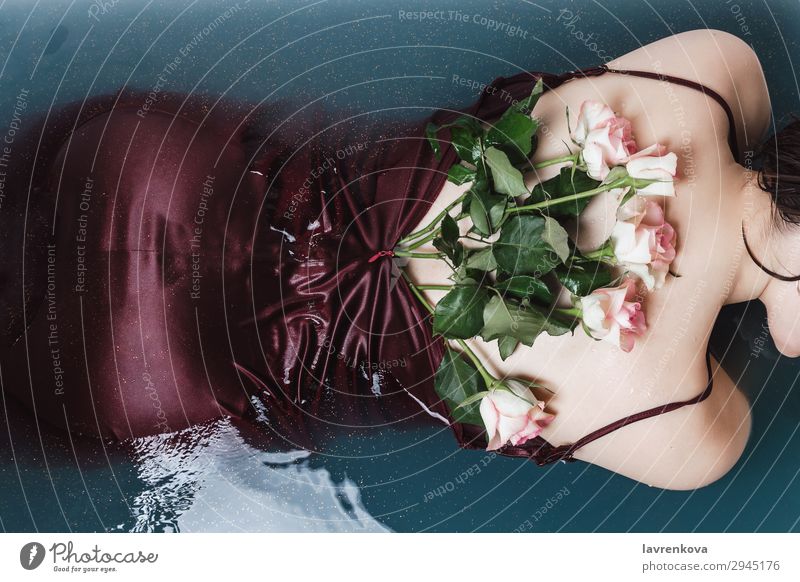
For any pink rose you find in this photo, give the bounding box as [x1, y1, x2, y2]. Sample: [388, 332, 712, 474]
[479, 380, 555, 451]
[580, 278, 647, 352]
[625, 144, 678, 196]
[572, 100, 637, 181]
[611, 197, 677, 290]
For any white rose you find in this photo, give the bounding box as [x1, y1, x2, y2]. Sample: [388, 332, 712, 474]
[624, 144, 678, 196]
[479, 380, 554, 451]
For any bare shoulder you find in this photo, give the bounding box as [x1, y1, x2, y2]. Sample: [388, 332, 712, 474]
[606, 29, 761, 93]
[607, 29, 771, 149]
[573, 353, 752, 490]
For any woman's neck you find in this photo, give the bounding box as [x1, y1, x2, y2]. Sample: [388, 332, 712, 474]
[726, 166, 773, 304]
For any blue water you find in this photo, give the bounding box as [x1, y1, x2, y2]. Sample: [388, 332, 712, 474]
[1, 0, 799, 532]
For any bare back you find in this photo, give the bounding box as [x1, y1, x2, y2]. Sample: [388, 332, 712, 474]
[406, 30, 769, 489]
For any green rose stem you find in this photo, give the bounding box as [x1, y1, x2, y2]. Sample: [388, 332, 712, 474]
[401, 210, 471, 251]
[400, 271, 497, 388]
[397, 154, 628, 251]
[532, 153, 577, 169]
[506, 178, 628, 215]
[554, 307, 582, 318]
[397, 191, 469, 247]
[581, 241, 617, 265]
[397, 155, 576, 249]
[454, 338, 497, 388]
[403, 229, 438, 249]
[582, 244, 615, 261]
[392, 250, 442, 259]
[399, 162, 664, 249]
[507, 175, 666, 216]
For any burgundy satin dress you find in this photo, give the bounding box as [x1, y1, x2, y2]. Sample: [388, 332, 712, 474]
[1, 65, 726, 464]
[0, 86, 473, 443]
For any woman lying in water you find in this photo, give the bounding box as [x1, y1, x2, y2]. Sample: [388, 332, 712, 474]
[0, 29, 793, 490]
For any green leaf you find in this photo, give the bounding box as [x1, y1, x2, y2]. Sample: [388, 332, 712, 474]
[508, 133, 539, 170]
[485, 147, 528, 197]
[468, 177, 490, 236]
[432, 214, 463, 266]
[463, 247, 498, 271]
[441, 214, 459, 246]
[432, 236, 448, 255]
[498, 336, 520, 360]
[528, 173, 560, 204]
[434, 349, 486, 426]
[451, 116, 485, 133]
[433, 285, 490, 339]
[493, 275, 554, 304]
[428, 116, 485, 164]
[432, 237, 464, 266]
[529, 167, 600, 217]
[467, 171, 506, 236]
[555, 262, 613, 296]
[513, 78, 544, 116]
[455, 246, 496, 284]
[450, 122, 483, 165]
[480, 295, 572, 346]
[493, 214, 561, 276]
[425, 122, 441, 160]
[470, 187, 507, 237]
[461, 192, 472, 215]
[447, 164, 476, 186]
[452, 265, 490, 286]
[486, 111, 536, 157]
[541, 216, 570, 263]
[556, 168, 601, 217]
[453, 244, 464, 267]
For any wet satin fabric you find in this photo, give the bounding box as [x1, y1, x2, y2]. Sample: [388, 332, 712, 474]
[1, 66, 724, 465]
[0, 84, 507, 443]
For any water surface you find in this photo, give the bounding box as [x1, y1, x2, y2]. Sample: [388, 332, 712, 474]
[1, 0, 799, 532]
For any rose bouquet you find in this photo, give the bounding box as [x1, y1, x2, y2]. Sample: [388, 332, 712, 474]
[396, 80, 678, 451]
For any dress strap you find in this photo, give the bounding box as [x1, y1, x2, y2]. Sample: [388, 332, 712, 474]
[472, 62, 741, 162]
[532, 345, 716, 466]
[591, 64, 741, 162]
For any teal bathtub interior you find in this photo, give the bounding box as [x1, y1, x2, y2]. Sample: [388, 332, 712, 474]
[0, 0, 799, 532]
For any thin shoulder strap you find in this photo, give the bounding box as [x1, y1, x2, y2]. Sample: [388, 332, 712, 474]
[477, 63, 741, 161]
[534, 345, 716, 466]
[601, 64, 741, 161]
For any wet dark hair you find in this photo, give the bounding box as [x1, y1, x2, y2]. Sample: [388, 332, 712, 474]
[757, 116, 800, 228]
[742, 116, 800, 281]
